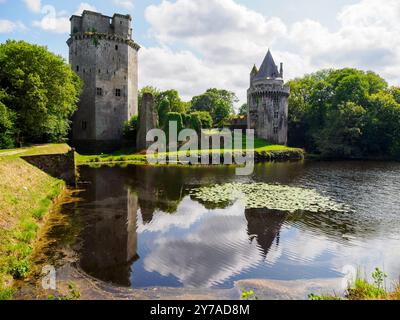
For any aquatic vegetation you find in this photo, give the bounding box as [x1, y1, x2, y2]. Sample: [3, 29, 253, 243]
[309, 268, 399, 300]
[190, 183, 348, 213]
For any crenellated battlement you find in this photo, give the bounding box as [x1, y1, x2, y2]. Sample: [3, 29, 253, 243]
[70, 10, 132, 39]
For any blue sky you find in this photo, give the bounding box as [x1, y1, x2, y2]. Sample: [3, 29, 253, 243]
[0, 0, 399, 103]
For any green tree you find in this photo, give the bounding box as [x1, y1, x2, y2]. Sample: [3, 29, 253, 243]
[238, 103, 248, 116]
[123, 115, 139, 141]
[160, 90, 188, 114]
[288, 68, 396, 159]
[363, 91, 400, 158]
[191, 88, 237, 127]
[0, 40, 82, 145]
[0, 91, 15, 148]
[315, 102, 367, 158]
[139, 87, 189, 128]
[190, 111, 213, 129]
[189, 113, 202, 133]
[164, 112, 184, 134]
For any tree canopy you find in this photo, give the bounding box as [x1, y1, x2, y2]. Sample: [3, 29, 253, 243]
[0, 40, 82, 148]
[288, 68, 400, 159]
[190, 88, 237, 127]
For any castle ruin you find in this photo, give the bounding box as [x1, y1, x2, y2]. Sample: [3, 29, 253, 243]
[247, 50, 290, 145]
[67, 10, 140, 153]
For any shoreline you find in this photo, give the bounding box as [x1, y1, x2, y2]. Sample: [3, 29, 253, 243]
[76, 149, 305, 166]
[0, 147, 68, 300]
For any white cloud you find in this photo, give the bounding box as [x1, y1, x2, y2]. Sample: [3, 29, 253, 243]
[113, 0, 134, 11]
[0, 19, 26, 33]
[23, 0, 41, 13]
[139, 46, 248, 102]
[141, 199, 264, 287]
[32, 5, 69, 33]
[32, 3, 97, 34]
[75, 2, 97, 15]
[141, 0, 400, 104]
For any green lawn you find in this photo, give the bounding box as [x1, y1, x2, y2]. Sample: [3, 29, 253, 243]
[76, 137, 303, 164]
[0, 144, 71, 160]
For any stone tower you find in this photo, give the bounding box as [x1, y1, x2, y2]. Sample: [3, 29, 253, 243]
[247, 50, 290, 145]
[67, 10, 140, 153]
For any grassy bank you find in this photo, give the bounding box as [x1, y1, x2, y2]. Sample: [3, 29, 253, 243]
[309, 268, 400, 301]
[76, 137, 304, 165]
[0, 144, 68, 299]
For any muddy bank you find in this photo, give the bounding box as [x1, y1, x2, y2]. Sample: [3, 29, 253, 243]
[17, 261, 343, 300]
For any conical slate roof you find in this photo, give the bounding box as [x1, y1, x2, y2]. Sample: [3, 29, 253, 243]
[253, 49, 280, 80]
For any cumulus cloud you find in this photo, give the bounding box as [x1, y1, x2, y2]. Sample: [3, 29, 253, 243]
[32, 5, 69, 33]
[113, 0, 134, 11]
[140, 0, 400, 104]
[140, 199, 264, 287]
[23, 0, 41, 13]
[75, 2, 97, 15]
[0, 20, 26, 33]
[32, 3, 97, 34]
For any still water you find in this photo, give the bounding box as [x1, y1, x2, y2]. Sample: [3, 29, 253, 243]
[67, 162, 400, 289]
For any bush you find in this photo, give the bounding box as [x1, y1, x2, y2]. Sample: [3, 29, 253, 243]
[191, 111, 213, 129]
[189, 113, 202, 133]
[123, 115, 139, 141]
[164, 112, 184, 133]
[8, 259, 30, 280]
[182, 113, 191, 128]
[0, 102, 15, 149]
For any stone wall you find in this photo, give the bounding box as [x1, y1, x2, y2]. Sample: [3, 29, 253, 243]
[21, 149, 76, 185]
[68, 10, 140, 154]
[137, 93, 157, 151]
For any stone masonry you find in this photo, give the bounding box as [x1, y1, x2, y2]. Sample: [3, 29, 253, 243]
[247, 50, 290, 145]
[67, 10, 140, 153]
[136, 93, 157, 151]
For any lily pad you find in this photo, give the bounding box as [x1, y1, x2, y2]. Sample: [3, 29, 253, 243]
[190, 183, 348, 213]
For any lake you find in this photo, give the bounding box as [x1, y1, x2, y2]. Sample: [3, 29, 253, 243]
[63, 161, 400, 290]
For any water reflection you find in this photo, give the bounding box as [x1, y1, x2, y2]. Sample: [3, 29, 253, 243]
[78, 168, 139, 286]
[72, 163, 400, 289]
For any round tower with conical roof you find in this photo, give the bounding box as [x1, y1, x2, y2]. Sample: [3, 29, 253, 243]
[247, 50, 290, 145]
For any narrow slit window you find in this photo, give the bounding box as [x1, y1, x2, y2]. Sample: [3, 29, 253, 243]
[115, 45, 118, 51]
[82, 121, 87, 130]
[76, 65, 79, 72]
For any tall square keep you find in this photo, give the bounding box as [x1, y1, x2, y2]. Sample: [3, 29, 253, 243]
[67, 10, 140, 153]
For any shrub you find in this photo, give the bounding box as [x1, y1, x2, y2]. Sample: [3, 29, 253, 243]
[0, 101, 15, 149]
[0, 287, 15, 300]
[8, 259, 30, 280]
[182, 113, 191, 128]
[189, 113, 202, 133]
[191, 111, 213, 129]
[123, 115, 139, 141]
[164, 112, 184, 134]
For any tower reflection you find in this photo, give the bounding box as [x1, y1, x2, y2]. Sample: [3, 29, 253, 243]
[79, 167, 139, 287]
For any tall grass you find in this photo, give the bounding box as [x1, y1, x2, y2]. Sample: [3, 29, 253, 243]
[0, 157, 64, 300]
